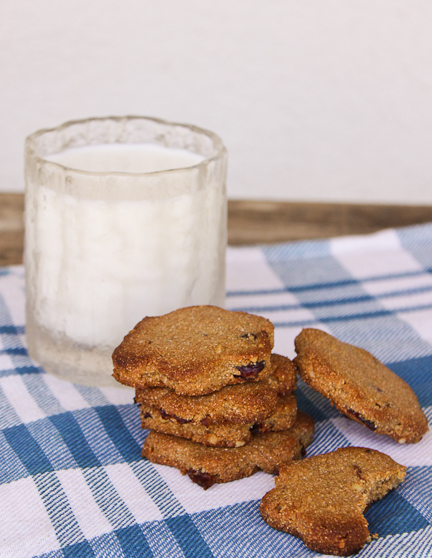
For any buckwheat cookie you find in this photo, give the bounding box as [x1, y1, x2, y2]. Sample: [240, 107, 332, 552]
[143, 411, 314, 489]
[260, 447, 406, 556]
[113, 305, 274, 396]
[294, 328, 428, 443]
[140, 393, 297, 447]
[135, 354, 296, 426]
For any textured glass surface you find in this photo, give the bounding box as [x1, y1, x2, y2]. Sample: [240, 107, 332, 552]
[25, 116, 227, 386]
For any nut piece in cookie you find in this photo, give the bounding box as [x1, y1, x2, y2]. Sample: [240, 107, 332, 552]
[135, 354, 296, 426]
[294, 328, 429, 443]
[140, 393, 297, 447]
[142, 411, 314, 489]
[260, 447, 406, 556]
[113, 305, 274, 395]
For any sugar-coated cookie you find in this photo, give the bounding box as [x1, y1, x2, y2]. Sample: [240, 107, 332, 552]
[135, 353, 296, 426]
[113, 305, 274, 395]
[143, 411, 314, 489]
[260, 447, 406, 556]
[294, 328, 428, 443]
[140, 393, 297, 447]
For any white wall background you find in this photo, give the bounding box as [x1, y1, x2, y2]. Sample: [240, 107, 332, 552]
[1, 1, 432, 203]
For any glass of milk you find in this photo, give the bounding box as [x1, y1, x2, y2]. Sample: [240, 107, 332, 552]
[24, 116, 227, 386]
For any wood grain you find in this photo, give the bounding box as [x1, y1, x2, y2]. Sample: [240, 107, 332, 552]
[1, 193, 432, 265]
[0, 194, 24, 266]
[228, 199, 432, 245]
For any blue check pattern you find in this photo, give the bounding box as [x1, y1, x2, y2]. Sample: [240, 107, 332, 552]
[1, 224, 431, 557]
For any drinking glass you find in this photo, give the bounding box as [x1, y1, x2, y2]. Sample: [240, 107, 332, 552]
[24, 116, 227, 386]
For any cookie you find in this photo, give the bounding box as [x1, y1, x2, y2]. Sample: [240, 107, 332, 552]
[260, 447, 406, 556]
[294, 328, 428, 443]
[113, 305, 274, 395]
[135, 353, 296, 426]
[140, 393, 297, 447]
[142, 411, 314, 489]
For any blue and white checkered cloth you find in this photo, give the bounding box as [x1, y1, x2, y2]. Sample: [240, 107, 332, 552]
[1, 224, 431, 557]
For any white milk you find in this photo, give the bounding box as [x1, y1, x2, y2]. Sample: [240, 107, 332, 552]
[25, 140, 227, 385]
[45, 143, 204, 173]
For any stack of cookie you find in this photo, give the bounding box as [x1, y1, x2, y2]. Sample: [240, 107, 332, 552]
[113, 305, 314, 489]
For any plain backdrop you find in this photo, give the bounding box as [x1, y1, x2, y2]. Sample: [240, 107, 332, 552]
[1, 0, 432, 203]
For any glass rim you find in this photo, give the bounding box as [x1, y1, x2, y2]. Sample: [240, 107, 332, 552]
[25, 115, 227, 177]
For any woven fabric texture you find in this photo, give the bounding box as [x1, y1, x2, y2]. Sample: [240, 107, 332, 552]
[1, 224, 431, 557]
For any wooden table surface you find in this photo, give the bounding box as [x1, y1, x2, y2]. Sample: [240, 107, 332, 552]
[2, 193, 432, 266]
